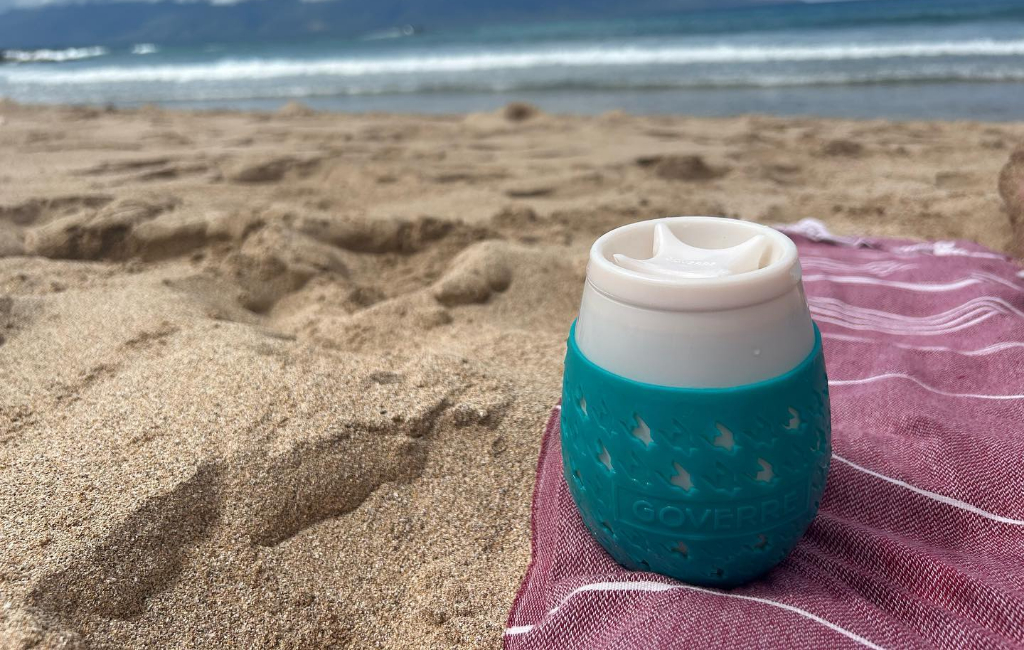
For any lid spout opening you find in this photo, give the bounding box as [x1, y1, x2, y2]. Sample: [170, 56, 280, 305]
[612, 223, 772, 279]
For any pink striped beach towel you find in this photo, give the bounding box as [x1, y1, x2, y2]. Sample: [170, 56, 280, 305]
[506, 221, 1024, 650]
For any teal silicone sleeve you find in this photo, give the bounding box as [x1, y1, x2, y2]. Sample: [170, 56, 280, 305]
[561, 322, 831, 587]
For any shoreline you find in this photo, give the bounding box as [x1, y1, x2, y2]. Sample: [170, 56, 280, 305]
[6, 77, 1024, 121]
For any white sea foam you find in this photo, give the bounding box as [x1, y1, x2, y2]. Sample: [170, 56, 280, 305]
[3, 39, 1024, 84]
[1, 46, 108, 64]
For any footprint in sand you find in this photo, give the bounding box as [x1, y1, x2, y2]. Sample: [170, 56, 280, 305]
[636, 154, 729, 181]
[292, 212, 456, 254]
[819, 138, 865, 157]
[0, 195, 114, 226]
[223, 155, 322, 184]
[24, 196, 179, 260]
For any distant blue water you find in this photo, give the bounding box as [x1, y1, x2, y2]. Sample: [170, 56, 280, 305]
[2, 0, 1024, 119]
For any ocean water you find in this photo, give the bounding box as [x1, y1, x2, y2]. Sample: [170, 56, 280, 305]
[3, 0, 1024, 119]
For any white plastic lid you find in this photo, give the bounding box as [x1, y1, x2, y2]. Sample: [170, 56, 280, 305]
[575, 217, 815, 388]
[588, 217, 802, 312]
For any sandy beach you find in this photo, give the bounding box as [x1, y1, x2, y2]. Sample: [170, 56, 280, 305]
[0, 100, 1021, 648]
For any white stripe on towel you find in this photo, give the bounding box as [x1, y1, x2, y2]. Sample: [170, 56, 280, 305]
[811, 309, 996, 335]
[800, 258, 917, 276]
[505, 580, 886, 649]
[892, 241, 1008, 260]
[809, 296, 1023, 335]
[812, 296, 1024, 322]
[822, 333, 1024, 357]
[829, 373, 1024, 400]
[803, 273, 1021, 293]
[833, 455, 1024, 526]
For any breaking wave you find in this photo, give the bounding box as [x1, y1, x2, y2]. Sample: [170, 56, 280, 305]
[1, 46, 108, 64]
[3, 39, 1024, 84]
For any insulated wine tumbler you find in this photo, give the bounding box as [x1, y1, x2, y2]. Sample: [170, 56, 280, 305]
[561, 217, 831, 587]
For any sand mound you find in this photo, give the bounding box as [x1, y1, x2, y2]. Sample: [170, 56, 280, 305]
[432, 241, 512, 306]
[503, 102, 539, 122]
[999, 145, 1024, 255]
[277, 101, 316, 118]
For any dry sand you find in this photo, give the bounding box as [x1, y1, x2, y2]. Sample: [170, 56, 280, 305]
[0, 99, 1022, 649]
